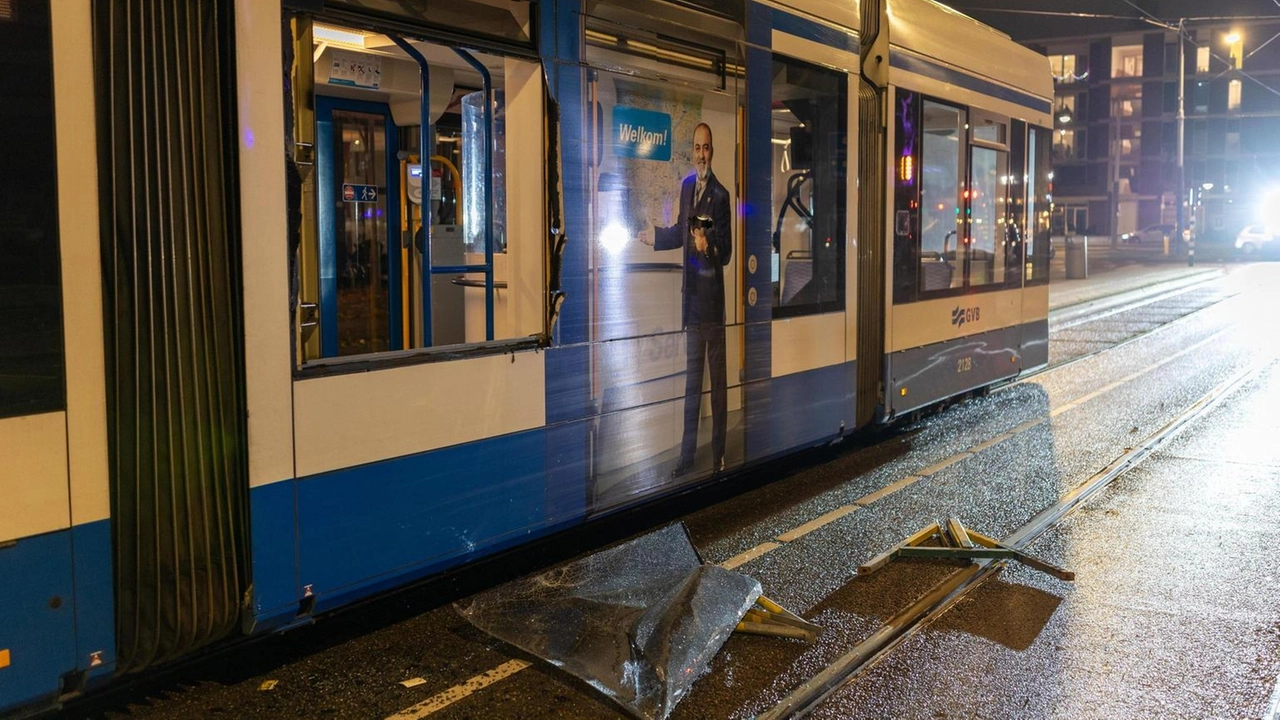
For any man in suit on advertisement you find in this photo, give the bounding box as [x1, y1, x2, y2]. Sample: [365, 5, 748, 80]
[640, 122, 732, 476]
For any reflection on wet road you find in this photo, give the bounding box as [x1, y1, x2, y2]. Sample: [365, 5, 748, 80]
[82, 264, 1280, 720]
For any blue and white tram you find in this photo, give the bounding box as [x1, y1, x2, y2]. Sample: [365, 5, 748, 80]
[0, 0, 1051, 714]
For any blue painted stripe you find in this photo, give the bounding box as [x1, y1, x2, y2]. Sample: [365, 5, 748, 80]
[766, 5, 859, 54]
[890, 53, 1052, 114]
[247, 480, 299, 631]
[0, 529, 77, 715]
[744, 6, 774, 462]
[71, 520, 115, 683]
[541, 0, 595, 434]
[295, 428, 548, 604]
[769, 362, 853, 450]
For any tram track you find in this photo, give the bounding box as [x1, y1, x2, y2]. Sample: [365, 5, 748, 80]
[379, 277, 1241, 720]
[1029, 272, 1230, 379]
[1048, 271, 1222, 332]
[757, 357, 1268, 720]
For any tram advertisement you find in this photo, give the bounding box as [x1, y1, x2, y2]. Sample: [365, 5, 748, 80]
[590, 74, 743, 510]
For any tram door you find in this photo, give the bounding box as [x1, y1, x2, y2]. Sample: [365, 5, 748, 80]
[314, 97, 403, 359]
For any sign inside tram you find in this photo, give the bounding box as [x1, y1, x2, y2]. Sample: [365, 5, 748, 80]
[612, 105, 673, 162]
[341, 183, 378, 203]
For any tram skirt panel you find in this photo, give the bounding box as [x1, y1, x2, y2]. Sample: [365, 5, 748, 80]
[94, 0, 249, 673]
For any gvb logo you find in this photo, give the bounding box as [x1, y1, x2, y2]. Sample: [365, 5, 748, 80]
[951, 306, 980, 327]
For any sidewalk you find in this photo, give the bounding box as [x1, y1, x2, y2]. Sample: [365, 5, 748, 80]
[1047, 237, 1228, 311]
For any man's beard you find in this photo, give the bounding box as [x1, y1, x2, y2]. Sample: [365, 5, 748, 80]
[696, 165, 709, 181]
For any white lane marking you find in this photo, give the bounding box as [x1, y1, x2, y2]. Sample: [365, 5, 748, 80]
[386, 659, 531, 720]
[721, 542, 783, 570]
[776, 505, 858, 543]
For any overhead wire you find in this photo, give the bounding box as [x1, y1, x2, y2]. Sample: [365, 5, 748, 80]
[956, 4, 1280, 100]
[1109, 0, 1280, 100]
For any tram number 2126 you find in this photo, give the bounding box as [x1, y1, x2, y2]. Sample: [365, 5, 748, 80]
[956, 356, 973, 373]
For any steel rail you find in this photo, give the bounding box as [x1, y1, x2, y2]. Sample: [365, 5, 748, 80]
[759, 359, 1267, 720]
[1049, 272, 1223, 332]
[1009, 274, 1231, 386]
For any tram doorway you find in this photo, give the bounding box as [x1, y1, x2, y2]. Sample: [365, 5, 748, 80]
[315, 97, 404, 358]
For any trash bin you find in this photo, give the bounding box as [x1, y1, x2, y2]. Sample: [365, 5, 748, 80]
[1065, 236, 1088, 279]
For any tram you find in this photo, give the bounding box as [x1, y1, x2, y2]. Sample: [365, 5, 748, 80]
[0, 0, 1051, 714]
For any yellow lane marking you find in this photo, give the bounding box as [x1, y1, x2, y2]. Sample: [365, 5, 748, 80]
[967, 432, 1011, 454]
[721, 542, 783, 570]
[392, 332, 1232, 717]
[854, 475, 923, 506]
[917, 453, 967, 477]
[775, 505, 858, 543]
[1010, 418, 1047, 435]
[386, 659, 531, 720]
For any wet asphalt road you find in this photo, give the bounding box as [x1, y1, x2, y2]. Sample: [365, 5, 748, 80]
[64, 262, 1280, 720]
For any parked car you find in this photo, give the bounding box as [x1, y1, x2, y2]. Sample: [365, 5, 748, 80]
[1121, 224, 1174, 245]
[1235, 225, 1279, 256]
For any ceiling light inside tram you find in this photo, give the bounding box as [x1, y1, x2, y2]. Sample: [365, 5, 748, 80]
[314, 24, 371, 49]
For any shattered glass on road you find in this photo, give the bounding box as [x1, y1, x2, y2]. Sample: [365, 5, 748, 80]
[457, 523, 761, 720]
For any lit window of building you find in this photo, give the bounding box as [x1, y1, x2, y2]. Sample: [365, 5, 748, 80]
[1228, 79, 1242, 111]
[1054, 129, 1075, 159]
[1111, 45, 1143, 78]
[1197, 46, 1210, 73]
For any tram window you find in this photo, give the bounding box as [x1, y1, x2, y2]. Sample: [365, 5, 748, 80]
[287, 17, 544, 366]
[918, 100, 964, 294]
[1025, 126, 1053, 286]
[895, 95, 1027, 301]
[0, 0, 65, 418]
[967, 113, 1011, 288]
[892, 90, 919, 304]
[770, 55, 847, 318]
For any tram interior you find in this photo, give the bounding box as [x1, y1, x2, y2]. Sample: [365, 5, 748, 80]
[291, 17, 542, 364]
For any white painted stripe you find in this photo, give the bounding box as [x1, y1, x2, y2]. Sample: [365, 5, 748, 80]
[854, 475, 922, 506]
[0, 413, 71, 543]
[776, 505, 858, 543]
[771, 313, 848, 379]
[386, 659, 531, 720]
[235, 0, 296, 489]
[52, 0, 111, 528]
[293, 351, 546, 478]
[889, 287, 1026, 354]
[721, 542, 783, 570]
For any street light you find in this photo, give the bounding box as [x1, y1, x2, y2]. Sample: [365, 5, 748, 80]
[1225, 30, 1244, 69]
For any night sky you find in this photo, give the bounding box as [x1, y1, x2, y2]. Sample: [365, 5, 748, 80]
[941, 0, 1280, 41]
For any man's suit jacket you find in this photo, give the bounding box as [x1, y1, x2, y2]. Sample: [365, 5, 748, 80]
[654, 170, 732, 327]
